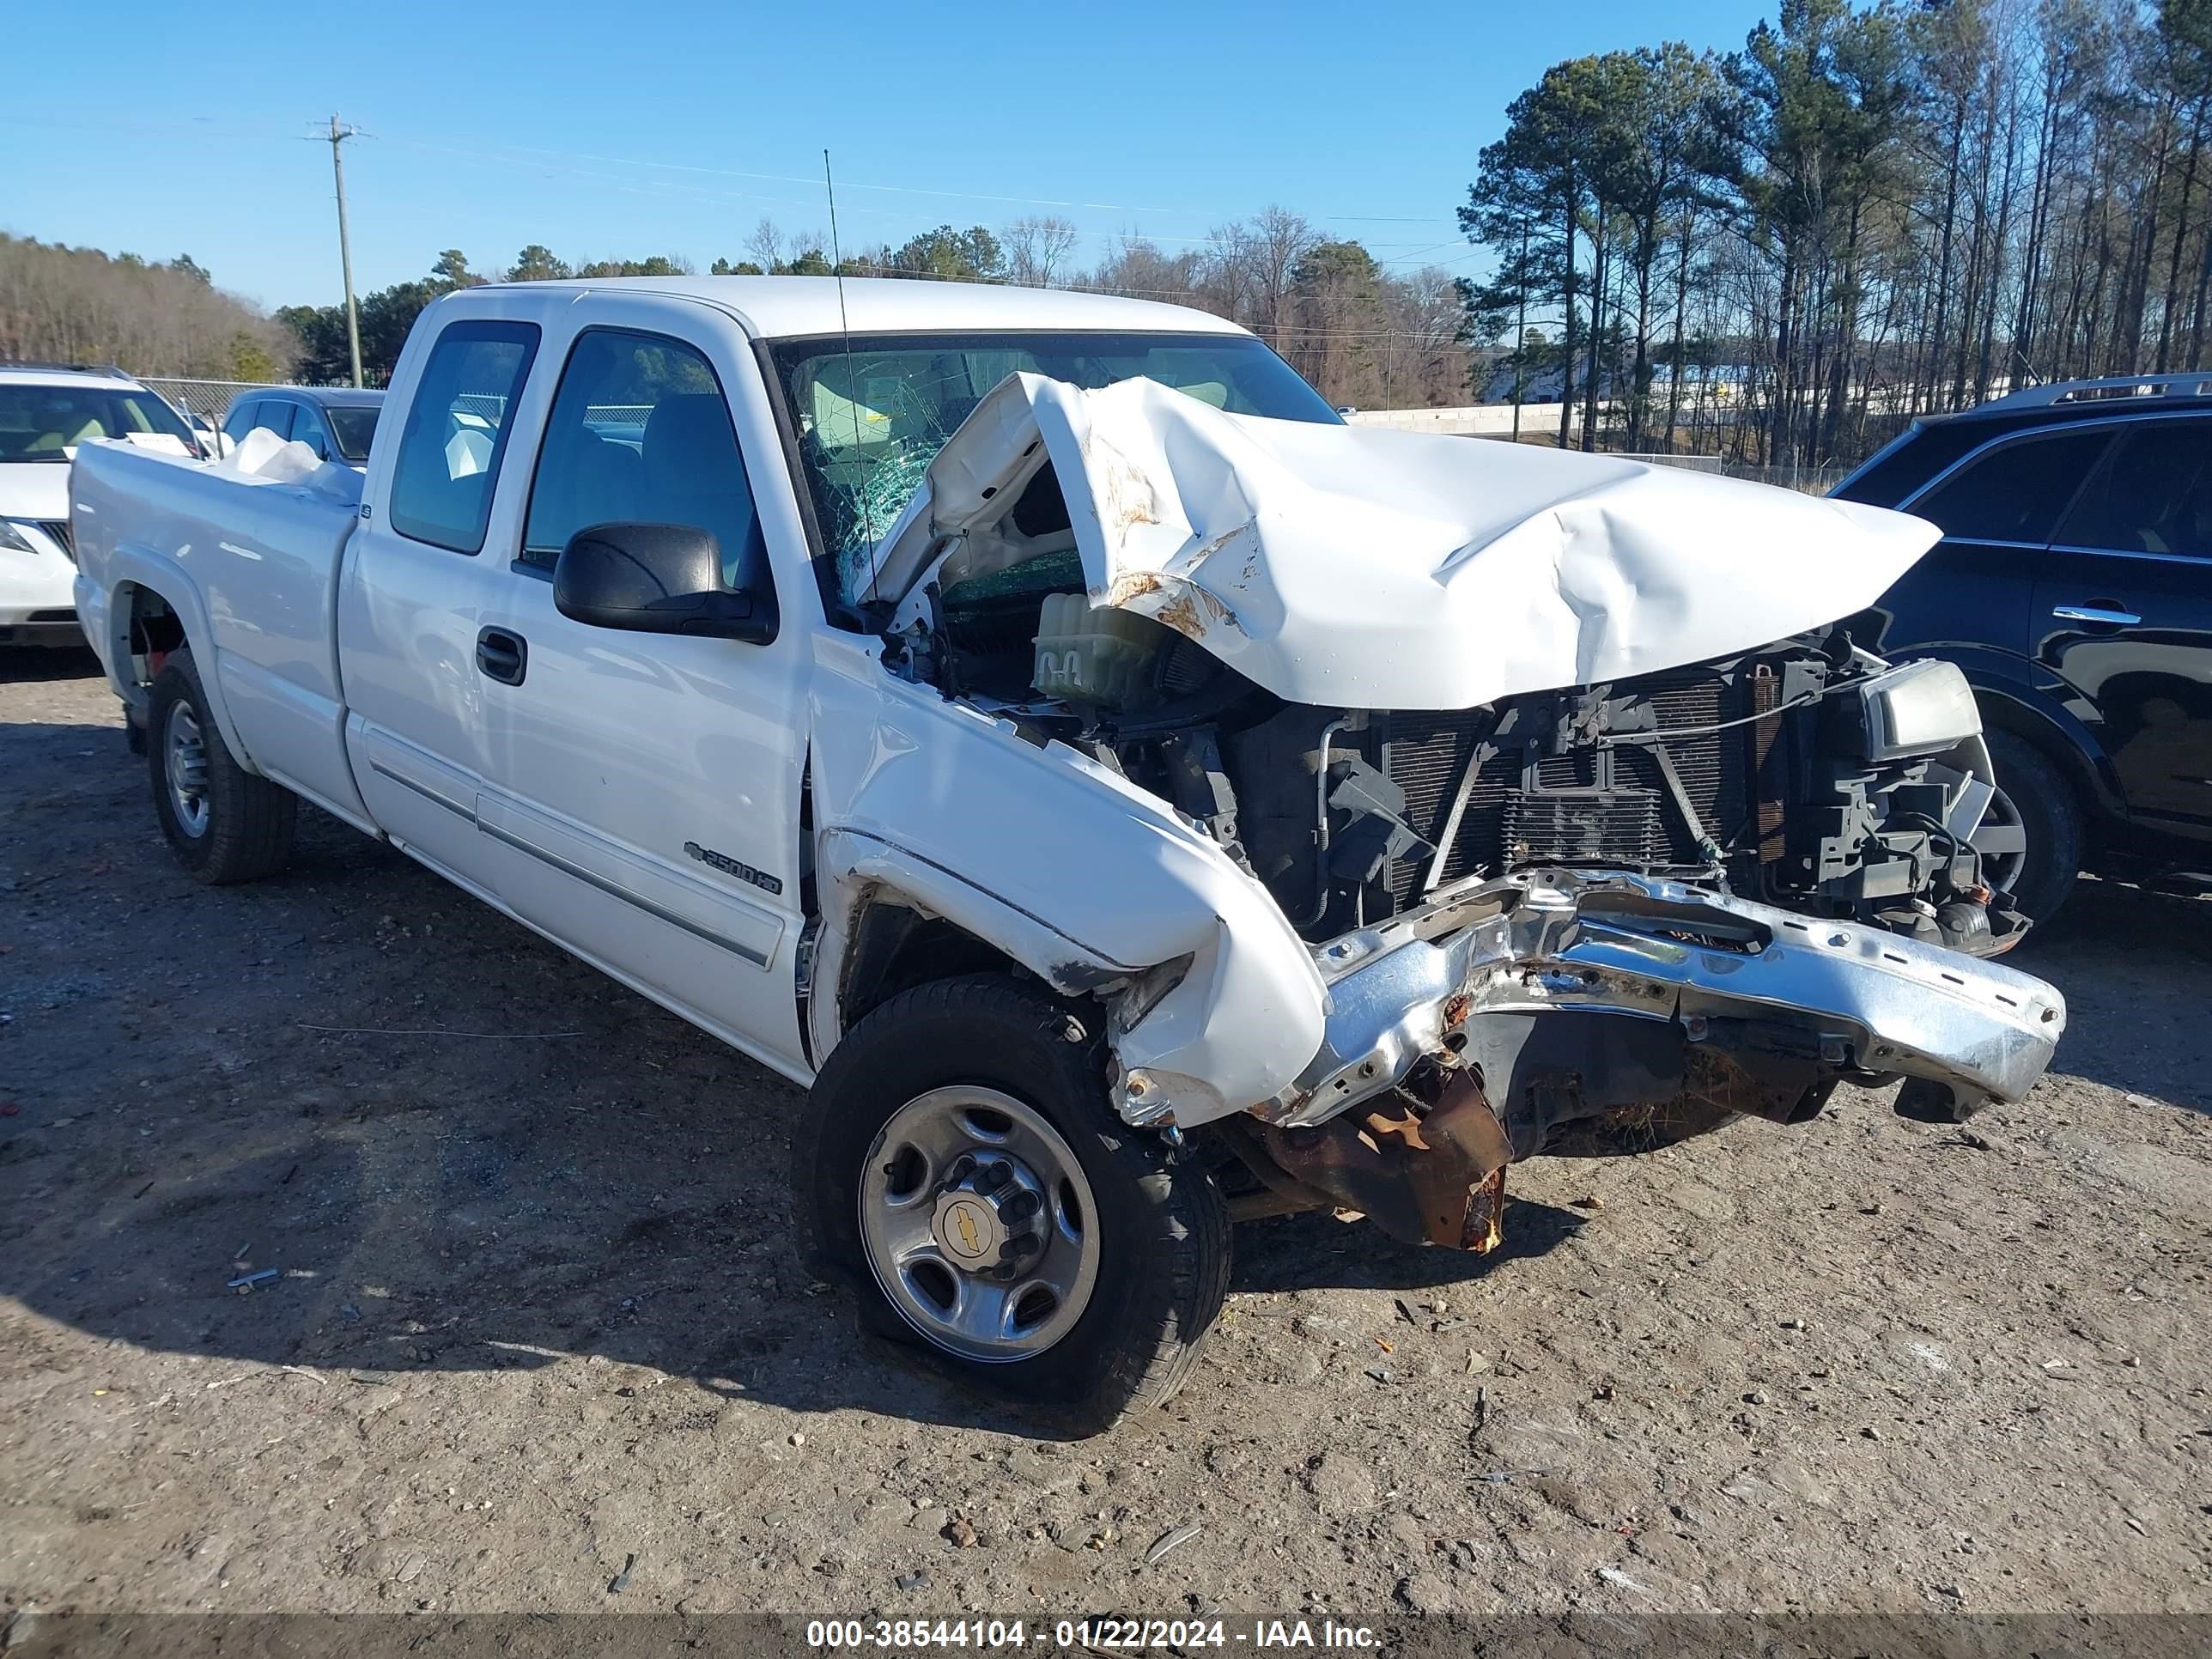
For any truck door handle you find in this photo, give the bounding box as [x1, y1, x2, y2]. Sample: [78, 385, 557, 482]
[2050, 604, 2142, 627]
[476, 627, 528, 685]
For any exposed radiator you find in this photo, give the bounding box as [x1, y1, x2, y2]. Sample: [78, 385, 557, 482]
[1382, 670, 1754, 904]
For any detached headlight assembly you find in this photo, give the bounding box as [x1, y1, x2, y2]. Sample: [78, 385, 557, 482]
[1855, 659, 1982, 760]
[0, 520, 37, 554]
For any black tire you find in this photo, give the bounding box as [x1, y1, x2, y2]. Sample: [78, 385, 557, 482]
[147, 647, 296, 884]
[793, 974, 1230, 1433]
[1982, 729, 2083, 926]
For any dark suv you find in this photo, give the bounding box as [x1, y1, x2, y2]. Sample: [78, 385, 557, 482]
[1836, 375, 2212, 921]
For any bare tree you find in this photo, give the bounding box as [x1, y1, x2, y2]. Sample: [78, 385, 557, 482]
[1445, 0, 2212, 464]
[1079, 234, 1204, 303]
[1004, 216, 1081, 287]
[744, 218, 786, 272]
[1218, 207, 1322, 345]
[1388, 265, 1475, 406]
[0, 235, 295, 379]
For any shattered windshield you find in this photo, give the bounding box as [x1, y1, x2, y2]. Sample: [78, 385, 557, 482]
[765, 330, 1339, 612]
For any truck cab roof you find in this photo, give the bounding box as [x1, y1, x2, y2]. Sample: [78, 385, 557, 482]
[481, 275, 1253, 341]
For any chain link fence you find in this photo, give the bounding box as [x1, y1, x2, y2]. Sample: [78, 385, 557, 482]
[138, 376, 369, 426]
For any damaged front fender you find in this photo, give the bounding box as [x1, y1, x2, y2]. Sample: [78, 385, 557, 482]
[806, 653, 1327, 1123]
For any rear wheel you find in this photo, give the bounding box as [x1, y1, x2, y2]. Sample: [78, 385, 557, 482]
[148, 647, 296, 884]
[1976, 730, 2082, 926]
[793, 975, 1230, 1433]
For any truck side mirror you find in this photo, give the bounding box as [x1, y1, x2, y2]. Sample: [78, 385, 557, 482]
[552, 522, 776, 645]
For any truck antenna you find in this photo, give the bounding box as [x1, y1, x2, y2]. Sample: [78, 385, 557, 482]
[823, 149, 878, 605]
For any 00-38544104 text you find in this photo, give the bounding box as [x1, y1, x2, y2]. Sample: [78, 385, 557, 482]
[805, 1620, 1381, 1650]
[805, 1619, 1232, 1649]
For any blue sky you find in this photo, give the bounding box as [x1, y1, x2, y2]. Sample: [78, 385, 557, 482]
[3, 0, 1773, 312]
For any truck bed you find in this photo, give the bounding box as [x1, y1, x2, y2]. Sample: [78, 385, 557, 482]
[71, 438, 368, 823]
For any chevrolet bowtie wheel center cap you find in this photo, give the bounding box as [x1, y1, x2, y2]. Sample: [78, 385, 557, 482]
[930, 1158, 1045, 1274]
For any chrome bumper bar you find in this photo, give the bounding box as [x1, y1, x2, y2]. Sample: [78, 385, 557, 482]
[1266, 872, 2067, 1130]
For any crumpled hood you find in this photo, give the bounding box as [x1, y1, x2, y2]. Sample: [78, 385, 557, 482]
[874, 374, 1942, 709]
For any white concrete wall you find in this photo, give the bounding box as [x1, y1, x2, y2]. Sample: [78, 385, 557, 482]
[1342, 404, 1581, 439]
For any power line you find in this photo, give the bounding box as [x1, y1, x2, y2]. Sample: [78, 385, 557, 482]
[2, 102, 1483, 309]
[484, 138, 1455, 227]
[0, 102, 1466, 234]
[381, 137, 1468, 257]
[1, 104, 1471, 264]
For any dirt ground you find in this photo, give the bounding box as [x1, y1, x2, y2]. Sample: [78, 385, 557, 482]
[3, 643, 2211, 1626]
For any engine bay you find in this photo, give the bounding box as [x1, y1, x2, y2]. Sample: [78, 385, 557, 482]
[878, 459, 2023, 960]
[824, 375, 2062, 1254]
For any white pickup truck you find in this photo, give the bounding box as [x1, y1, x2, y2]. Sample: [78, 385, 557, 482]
[71, 276, 2066, 1429]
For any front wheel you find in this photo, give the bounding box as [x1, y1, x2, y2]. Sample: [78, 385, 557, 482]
[792, 975, 1230, 1433]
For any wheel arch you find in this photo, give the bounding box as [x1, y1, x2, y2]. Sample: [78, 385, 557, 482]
[806, 835, 1132, 1070]
[1968, 679, 2124, 829]
[802, 676, 1329, 1127]
[107, 573, 263, 775]
[836, 894, 1037, 1034]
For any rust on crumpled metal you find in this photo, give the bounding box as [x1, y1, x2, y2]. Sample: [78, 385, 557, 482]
[1257, 1069, 1513, 1251]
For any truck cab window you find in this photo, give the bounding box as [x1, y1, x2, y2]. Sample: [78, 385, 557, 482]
[522, 328, 769, 591]
[387, 320, 540, 555]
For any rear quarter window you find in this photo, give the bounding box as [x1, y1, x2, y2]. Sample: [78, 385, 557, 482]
[387, 320, 541, 554]
[1832, 422, 1987, 507]
[326, 405, 380, 462]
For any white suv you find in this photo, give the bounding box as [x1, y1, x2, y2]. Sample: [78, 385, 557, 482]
[1, 364, 204, 646]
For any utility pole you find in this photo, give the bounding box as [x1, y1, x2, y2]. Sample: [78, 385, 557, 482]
[325, 114, 365, 387]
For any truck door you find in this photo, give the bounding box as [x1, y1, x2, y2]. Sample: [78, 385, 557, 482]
[338, 316, 544, 896]
[470, 316, 810, 1076]
[2033, 418, 2212, 836]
